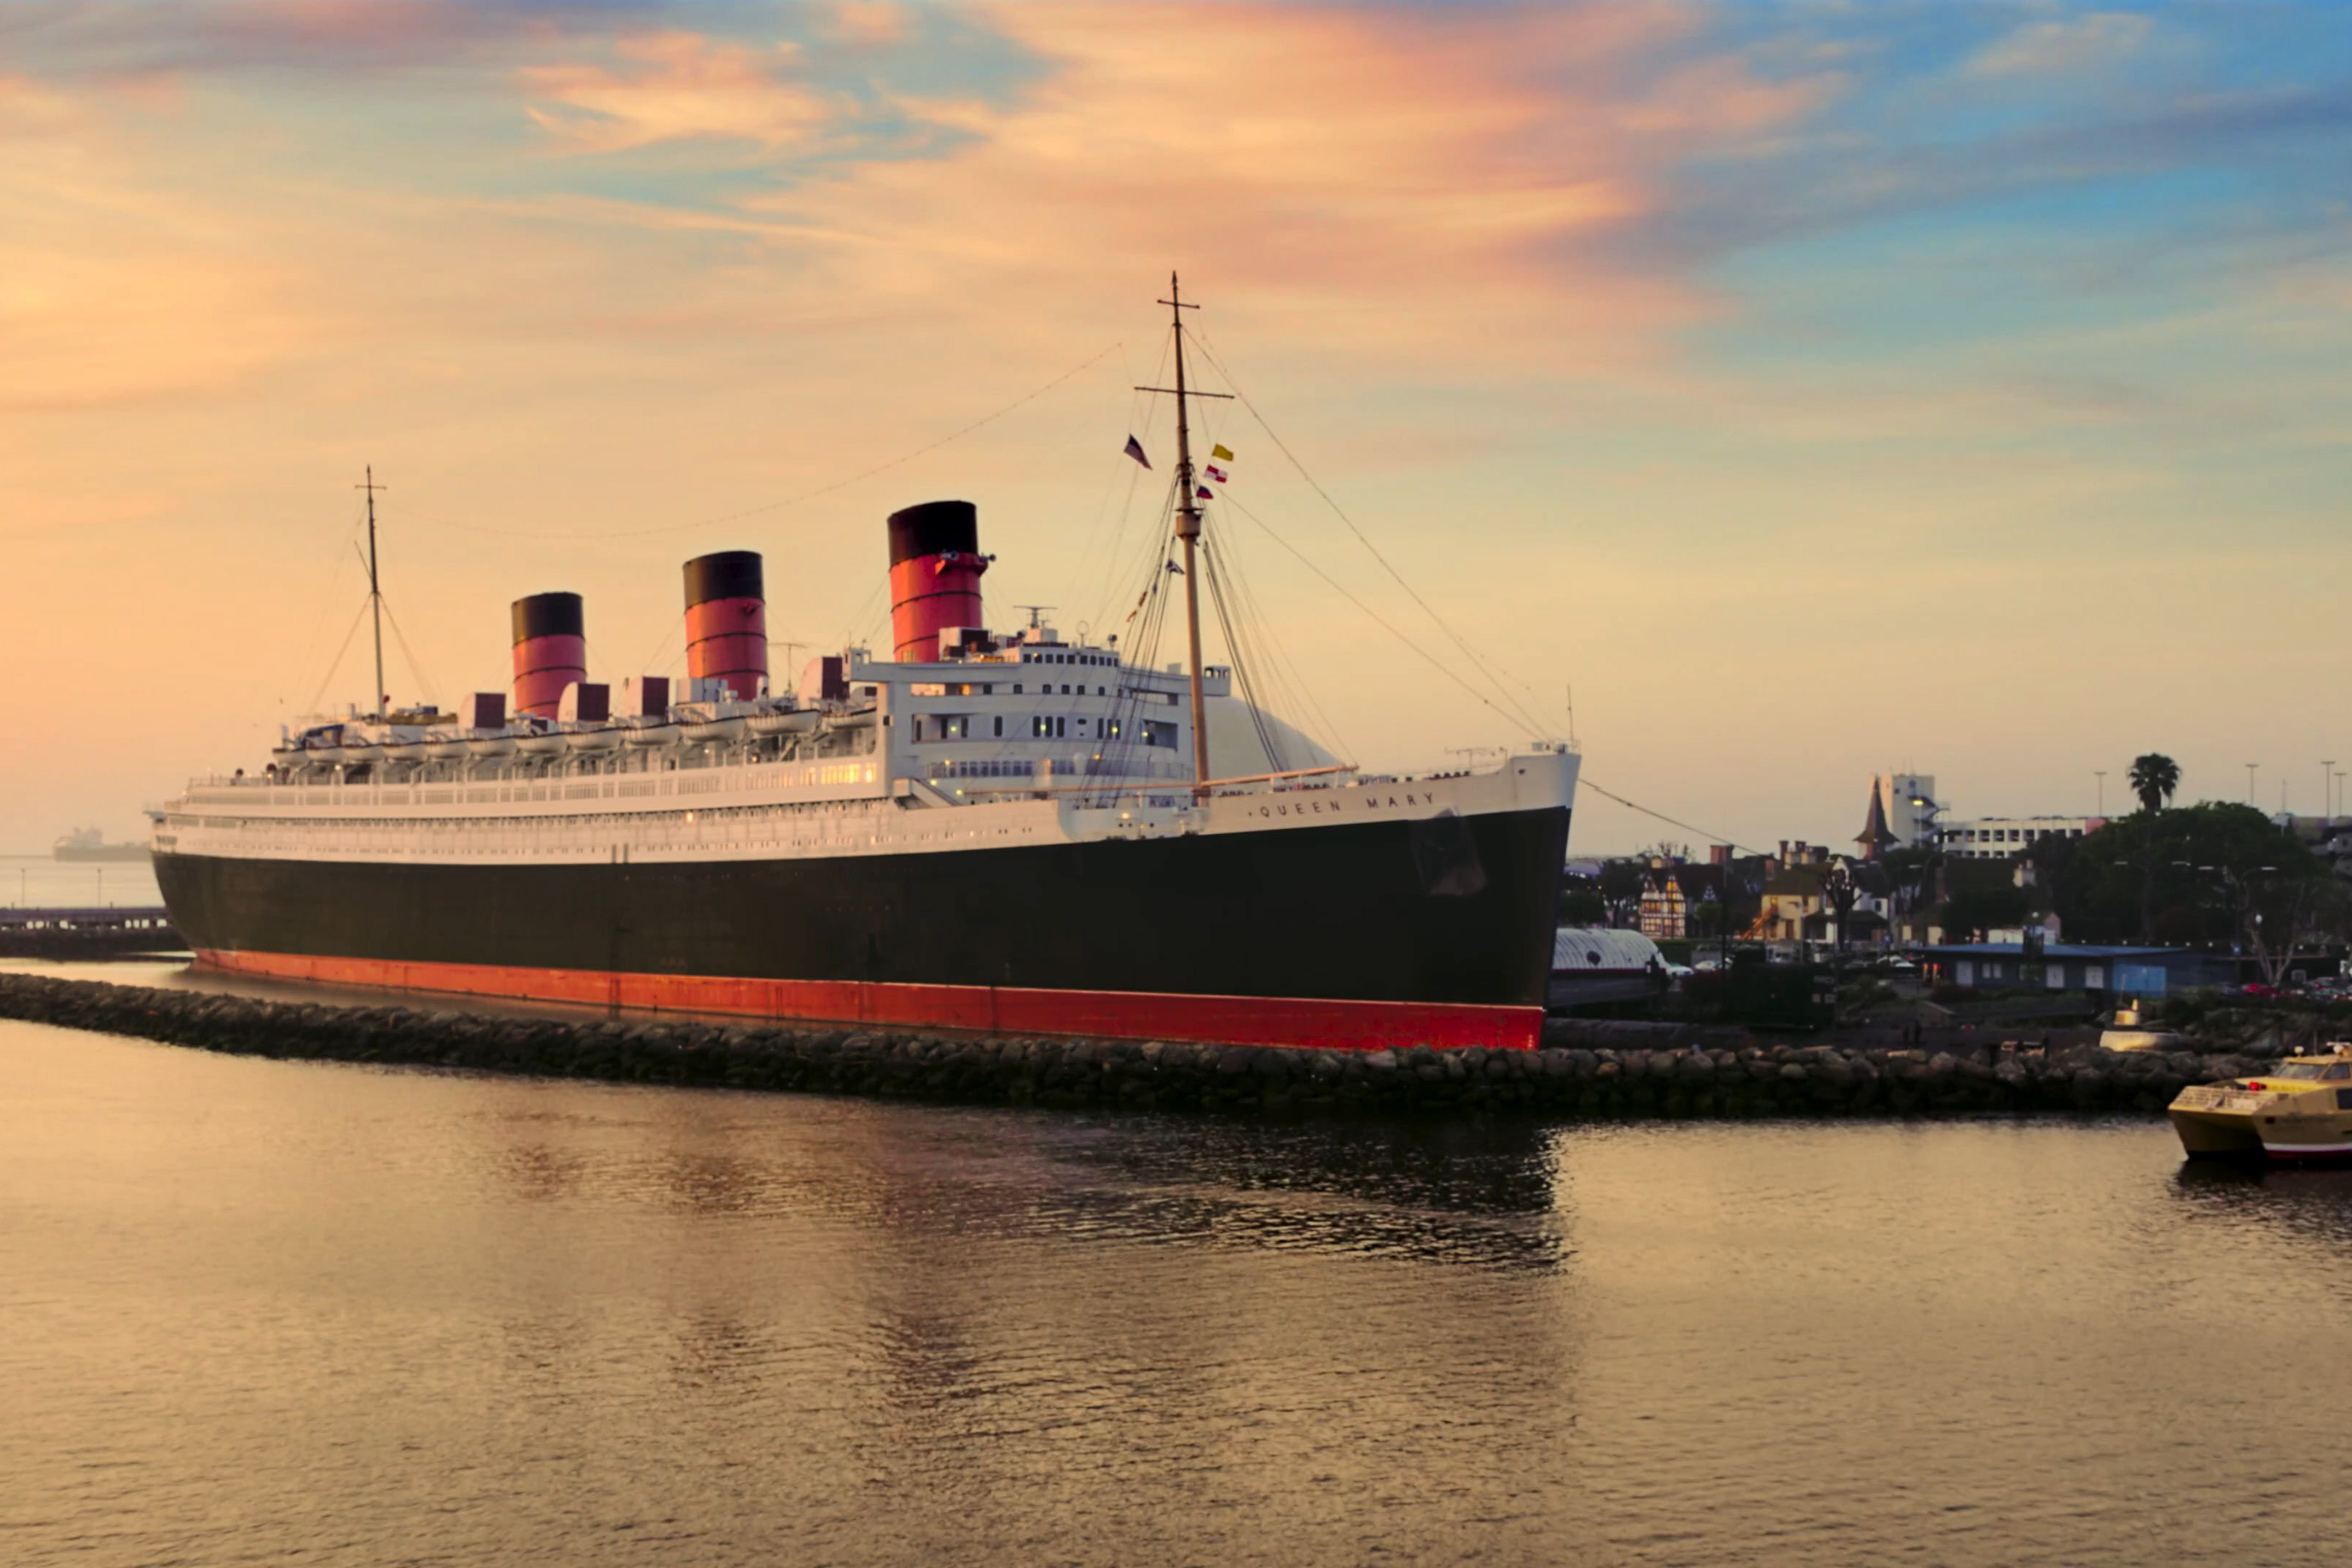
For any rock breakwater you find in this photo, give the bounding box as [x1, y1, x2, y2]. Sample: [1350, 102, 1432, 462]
[0, 973, 2273, 1120]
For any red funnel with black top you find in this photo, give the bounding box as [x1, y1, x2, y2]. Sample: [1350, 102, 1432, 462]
[887, 499, 988, 663]
[682, 550, 767, 701]
[510, 592, 585, 719]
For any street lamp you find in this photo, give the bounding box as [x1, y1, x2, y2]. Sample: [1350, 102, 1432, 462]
[2325, 761, 2337, 822]
[2094, 769, 2106, 816]
[2246, 762, 2258, 805]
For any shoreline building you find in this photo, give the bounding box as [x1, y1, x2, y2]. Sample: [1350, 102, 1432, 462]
[1885, 773, 1939, 849]
[1937, 815, 2105, 860]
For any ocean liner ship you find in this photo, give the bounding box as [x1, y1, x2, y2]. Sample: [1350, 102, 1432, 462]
[155, 281, 1577, 1049]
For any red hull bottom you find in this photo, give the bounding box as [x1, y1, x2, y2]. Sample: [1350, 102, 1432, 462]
[192, 949, 1541, 1052]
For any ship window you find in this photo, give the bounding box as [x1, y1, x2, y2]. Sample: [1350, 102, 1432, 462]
[1061, 684, 1070, 695]
[994, 716, 1003, 737]
[1013, 684, 1022, 694]
[2324, 1063, 2351, 1081]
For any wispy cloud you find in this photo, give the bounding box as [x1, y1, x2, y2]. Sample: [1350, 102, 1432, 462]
[1964, 10, 2154, 78]
[523, 32, 844, 154]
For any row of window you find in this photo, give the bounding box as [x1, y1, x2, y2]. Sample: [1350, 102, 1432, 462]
[911, 714, 1178, 747]
[171, 799, 883, 834]
[1020, 650, 1114, 667]
[1940, 826, 2085, 844]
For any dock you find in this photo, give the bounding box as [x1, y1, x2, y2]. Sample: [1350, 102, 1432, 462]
[0, 907, 181, 958]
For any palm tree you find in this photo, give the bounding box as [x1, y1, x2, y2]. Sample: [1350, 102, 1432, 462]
[2127, 752, 2180, 942]
[2128, 753, 2180, 815]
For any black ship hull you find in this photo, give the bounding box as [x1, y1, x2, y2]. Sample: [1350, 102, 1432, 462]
[158, 805, 1570, 1049]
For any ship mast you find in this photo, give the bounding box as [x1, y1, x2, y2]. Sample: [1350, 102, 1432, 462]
[357, 466, 387, 722]
[1138, 273, 1231, 798]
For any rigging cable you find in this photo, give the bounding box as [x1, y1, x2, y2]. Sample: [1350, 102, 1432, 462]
[377, 597, 443, 710]
[1215, 491, 1538, 739]
[301, 597, 375, 717]
[1200, 498, 1352, 764]
[1077, 334, 1168, 632]
[1575, 777, 1767, 859]
[1199, 539, 1285, 773]
[1186, 330, 1553, 739]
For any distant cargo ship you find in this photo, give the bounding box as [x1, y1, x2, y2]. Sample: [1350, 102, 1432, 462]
[153, 279, 1577, 1050]
[54, 828, 152, 863]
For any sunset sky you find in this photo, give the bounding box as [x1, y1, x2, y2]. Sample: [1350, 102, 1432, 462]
[5, 0, 2349, 855]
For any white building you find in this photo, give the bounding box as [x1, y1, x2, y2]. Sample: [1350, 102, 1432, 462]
[1937, 814, 2106, 859]
[1885, 773, 1938, 849]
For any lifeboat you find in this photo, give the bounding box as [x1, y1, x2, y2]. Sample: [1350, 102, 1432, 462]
[515, 730, 567, 756]
[565, 726, 624, 752]
[467, 733, 518, 759]
[624, 722, 682, 749]
[748, 709, 820, 736]
[685, 716, 749, 745]
[383, 740, 428, 763]
[2168, 1044, 2352, 1161]
[425, 733, 469, 761]
[344, 743, 386, 765]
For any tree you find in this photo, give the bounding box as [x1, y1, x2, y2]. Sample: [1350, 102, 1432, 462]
[2128, 753, 2179, 815]
[1940, 883, 2031, 944]
[1818, 862, 1860, 953]
[2126, 751, 2181, 938]
[1598, 859, 1646, 929]
[1557, 885, 1606, 926]
[2034, 802, 2332, 948]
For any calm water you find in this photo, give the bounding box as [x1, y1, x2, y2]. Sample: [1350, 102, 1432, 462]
[5, 1021, 2348, 1567]
[0, 854, 164, 911]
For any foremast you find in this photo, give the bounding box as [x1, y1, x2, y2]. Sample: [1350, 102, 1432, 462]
[1139, 273, 1231, 799]
[358, 466, 387, 722]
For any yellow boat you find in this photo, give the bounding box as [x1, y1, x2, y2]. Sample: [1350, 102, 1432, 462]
[2168, 1044, 2352, 1161]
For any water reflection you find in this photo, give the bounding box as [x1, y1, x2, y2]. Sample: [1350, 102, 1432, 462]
[460, 1093, 1572, 1275]
[22, 1022, 2352, 1566]
[2171, 1158, 2352, 1246]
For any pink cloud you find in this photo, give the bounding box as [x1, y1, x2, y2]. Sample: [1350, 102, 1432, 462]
[522, 32, 841, 154]
[523, 1, 1848, 375]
